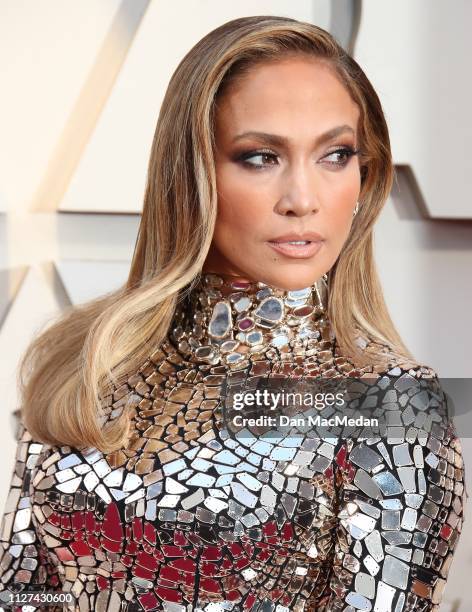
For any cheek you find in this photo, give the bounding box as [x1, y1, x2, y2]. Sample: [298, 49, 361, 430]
[322, 177, 359, 250]
[330, 163, 361, 202]
[215, 166, 266, 231]
[326, 167, 360, 219]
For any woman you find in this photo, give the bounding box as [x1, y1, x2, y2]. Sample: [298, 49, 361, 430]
[0, 15, 466, 612]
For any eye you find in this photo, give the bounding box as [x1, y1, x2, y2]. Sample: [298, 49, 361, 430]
[238, 149, 279, 169]
[321, 146, 359, 167]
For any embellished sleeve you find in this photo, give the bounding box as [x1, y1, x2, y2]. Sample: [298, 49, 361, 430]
[325, 371, 467, 612]
[0, 414, 60, 609]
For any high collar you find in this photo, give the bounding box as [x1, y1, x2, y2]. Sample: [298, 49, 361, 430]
[168, 271, 335, 368]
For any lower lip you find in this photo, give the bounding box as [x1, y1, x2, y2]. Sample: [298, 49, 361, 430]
[267, 240, 323, 258]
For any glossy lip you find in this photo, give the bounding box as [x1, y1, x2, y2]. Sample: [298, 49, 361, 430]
[267, 240, 323, 258]
[266, 231, 325, 259]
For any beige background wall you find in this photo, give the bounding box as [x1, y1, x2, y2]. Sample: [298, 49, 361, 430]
[1, 1, 471, 608]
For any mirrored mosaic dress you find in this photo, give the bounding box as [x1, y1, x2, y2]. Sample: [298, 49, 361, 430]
[0, 272, 466, 611]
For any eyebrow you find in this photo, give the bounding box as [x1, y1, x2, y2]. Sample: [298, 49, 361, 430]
[232, 124, 355, 147]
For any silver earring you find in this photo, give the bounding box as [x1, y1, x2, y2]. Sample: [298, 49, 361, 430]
[353, 201, 359, 217]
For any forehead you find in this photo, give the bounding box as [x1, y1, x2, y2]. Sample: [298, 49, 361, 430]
[216, 56, 360, 132]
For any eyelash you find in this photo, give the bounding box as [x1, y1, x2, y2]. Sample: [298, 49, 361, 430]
[238, 146, 360, 170]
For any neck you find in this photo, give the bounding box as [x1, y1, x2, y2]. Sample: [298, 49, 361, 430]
[168, 271, 335, 367]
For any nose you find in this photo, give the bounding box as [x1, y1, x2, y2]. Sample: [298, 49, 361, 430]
[274, 161, 319, 216]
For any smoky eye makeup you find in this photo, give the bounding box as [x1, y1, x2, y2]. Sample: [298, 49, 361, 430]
[234, 144, 360, 170]
[321, 146, 360, 167]
[236, 148, 278, 168]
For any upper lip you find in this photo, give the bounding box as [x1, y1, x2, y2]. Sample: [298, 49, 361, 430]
[268, 232, 324, 242]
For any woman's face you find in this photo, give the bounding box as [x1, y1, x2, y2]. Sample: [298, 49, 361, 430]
[204, 55, 362, 290]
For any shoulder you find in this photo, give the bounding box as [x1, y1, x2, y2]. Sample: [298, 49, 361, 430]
[10, 409, 51, 467]
[347, 328, 450, 414]
[357, 359, 455, 437]
[338, 361, 465, 495]
[353, 328, 441, 379]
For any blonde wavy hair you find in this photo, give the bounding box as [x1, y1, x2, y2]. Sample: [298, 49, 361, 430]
[19, 15, 416, 454]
